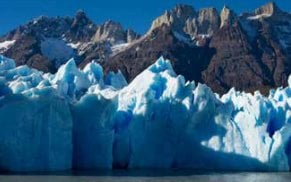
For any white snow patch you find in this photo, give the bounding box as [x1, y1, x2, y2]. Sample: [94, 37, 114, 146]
[40, 38, 75, 67]
[197, 34, 210, 39]
[67, 42, 81, 49]
[173, 31, 191, 44]
[248, 13, 272, 20]
[0, 40, 16, 53]
[193, 34, 210, 47]
[111, 43, 130, 54]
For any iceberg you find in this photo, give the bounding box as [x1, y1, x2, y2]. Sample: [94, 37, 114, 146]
[0, 55, 290, 172]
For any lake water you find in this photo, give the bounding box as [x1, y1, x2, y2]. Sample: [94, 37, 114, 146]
[1, 170, 291, 182]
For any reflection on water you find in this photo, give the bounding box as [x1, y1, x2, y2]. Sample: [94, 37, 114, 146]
[0, 170, 291, 182]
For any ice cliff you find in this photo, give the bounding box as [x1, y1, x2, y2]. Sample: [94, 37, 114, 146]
[0, 55, 290, 172]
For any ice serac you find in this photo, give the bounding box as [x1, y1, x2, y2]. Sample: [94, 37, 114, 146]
[103, 58, 290, 171]
[113, 57, 291, 171]
[83, 62, 104, 85]
[52, 58, 91, 99]
[72, 93, 117, 169]
[0, 55, 290, 171]
[104, 70, 128, 90]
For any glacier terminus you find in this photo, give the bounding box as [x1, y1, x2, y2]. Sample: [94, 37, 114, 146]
[0, 55, 290, 172]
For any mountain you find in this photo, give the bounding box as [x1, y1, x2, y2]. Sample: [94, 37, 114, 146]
[0, 10, 140, 73]
[107, 2, 291, 94]
[0, 2, 290, 94]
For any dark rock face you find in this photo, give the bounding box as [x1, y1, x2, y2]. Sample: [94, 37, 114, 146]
[202, 22, 272, 94]
[104, 25, 215, 83]
[4, 34, 55, 72]
[66, 10, 97, 43]
[0, 2, 291, 94]
[196, 7, 220, 35]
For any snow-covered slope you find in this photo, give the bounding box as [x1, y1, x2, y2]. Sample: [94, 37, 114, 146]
[40, 38, 75, 67]
[0, 55, 290, 172]
[0, 40, 15, 54]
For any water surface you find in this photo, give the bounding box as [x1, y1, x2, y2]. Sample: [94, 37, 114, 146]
[1, 171, 290, 182]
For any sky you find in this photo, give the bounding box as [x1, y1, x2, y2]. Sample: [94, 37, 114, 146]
[0, 0, 291, 36]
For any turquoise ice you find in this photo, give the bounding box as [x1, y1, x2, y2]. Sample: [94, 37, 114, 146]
[0, 55, 290, 171]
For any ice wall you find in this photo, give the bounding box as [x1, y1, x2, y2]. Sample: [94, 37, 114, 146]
[0, 55, 290, 172]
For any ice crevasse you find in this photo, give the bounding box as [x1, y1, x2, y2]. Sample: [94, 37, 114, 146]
[0, 55, 290, 172]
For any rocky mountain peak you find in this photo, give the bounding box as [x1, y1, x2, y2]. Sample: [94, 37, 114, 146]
[93, 20, 129, 44]
[198, 7, 218, 18]
[66, 10, 96, 42]
[72, 10, 91, 28]
[172, 4, 196, 18]
[197, 7, 220, 35]
[220, 6, 237, 28]
[255, 2, 281, 16]
[126, 29, 139, 43]
[103, 20, 123, 28]
[149, 4, 196, 33]
[149, 4, 221, 42]
[75, 9, 86, 18]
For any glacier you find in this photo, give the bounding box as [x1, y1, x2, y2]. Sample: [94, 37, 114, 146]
[0, 55, 290, 172]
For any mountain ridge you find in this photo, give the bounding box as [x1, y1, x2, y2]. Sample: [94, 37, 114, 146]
[0, 1, 290, 94]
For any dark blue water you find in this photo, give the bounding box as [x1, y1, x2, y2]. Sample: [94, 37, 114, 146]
[1, 170, 290, 182]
